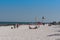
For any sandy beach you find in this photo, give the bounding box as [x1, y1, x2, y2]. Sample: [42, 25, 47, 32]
[0, 25, 60, 40]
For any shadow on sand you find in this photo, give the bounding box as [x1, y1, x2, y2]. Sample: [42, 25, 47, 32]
[48, 34, 60, 37]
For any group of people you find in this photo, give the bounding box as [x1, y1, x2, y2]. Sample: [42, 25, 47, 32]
[11, 24, 19, 29]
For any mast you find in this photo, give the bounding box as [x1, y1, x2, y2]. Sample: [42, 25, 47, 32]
[35, 16, 38, 23]
[35, 16, 38, 28]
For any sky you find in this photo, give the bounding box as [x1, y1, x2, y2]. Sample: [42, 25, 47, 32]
[0, 0, 60, 22]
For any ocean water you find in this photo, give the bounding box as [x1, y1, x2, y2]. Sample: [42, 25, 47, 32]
[0, 22, 37, 24]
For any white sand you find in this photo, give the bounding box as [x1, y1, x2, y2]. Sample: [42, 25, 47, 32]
[0, 25, 60, 40]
